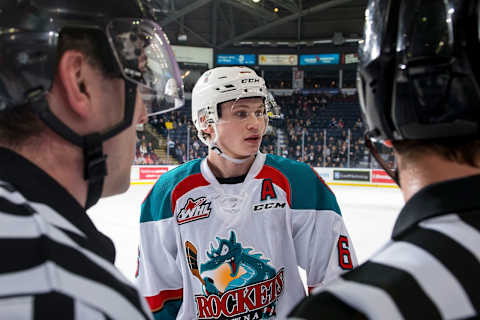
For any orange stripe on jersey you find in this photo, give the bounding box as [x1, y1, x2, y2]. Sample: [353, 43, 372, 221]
[171, 173, 210, 213]
[145, 289, 183, 312]
[255, 165, 292, 207]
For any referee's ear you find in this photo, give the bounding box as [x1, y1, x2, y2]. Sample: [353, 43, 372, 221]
[53, 50, 92, 120]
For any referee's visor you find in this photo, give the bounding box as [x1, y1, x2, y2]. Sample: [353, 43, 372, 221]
[107, 19, 184, 116]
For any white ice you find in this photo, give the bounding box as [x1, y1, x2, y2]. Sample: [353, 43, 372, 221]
[87, 183, 405, 283]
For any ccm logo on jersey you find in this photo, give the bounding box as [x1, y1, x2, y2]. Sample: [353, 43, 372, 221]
[177, 197, 212, 225]
[253, 202, 286, 212]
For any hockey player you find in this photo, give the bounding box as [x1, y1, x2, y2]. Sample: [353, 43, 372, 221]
[137, 66, 357, 319]
[0, 0, 183, 318]
[289, 0, 480, 319]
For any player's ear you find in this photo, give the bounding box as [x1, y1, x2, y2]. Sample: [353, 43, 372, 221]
[55, 50, 92, 119]
[203, 125, 214, 135]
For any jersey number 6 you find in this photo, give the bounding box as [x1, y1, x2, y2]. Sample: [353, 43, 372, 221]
[338, 236, 353, 270]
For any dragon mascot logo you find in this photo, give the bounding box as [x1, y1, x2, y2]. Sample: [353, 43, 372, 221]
[185, 231, 284, 319]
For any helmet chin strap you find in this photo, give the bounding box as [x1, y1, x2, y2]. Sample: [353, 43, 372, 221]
[208, 125, 254, 164]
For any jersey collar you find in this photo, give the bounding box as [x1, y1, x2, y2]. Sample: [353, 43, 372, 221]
[392, 174, 480, 239]
[201, 151, 266, 188]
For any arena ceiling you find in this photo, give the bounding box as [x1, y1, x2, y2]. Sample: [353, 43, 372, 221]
[144, 0, 368, 49]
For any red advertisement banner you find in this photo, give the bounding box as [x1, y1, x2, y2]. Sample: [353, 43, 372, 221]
[371, 169, 395, 184]
[139, 167, 169, 180]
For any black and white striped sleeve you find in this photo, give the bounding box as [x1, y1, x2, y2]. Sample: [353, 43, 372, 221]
[0, 184, 152, 319]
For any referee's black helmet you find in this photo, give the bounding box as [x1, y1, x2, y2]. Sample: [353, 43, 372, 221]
[0, 0, 183, 208]
[0, 0, 183, 136]
[357, 0, 480, 143]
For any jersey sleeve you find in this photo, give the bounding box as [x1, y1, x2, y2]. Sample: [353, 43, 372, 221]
[136, 179, 183, 320]
[290, 166, 358, 292]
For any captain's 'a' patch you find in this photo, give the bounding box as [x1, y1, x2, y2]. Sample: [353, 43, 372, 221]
[261, 179, 277, 201]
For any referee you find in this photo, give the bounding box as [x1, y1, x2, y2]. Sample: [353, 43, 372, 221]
[289, 0, 480, 319]
[0, 0, 182, 318]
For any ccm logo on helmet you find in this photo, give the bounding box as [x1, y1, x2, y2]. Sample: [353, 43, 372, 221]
[241, 78, 260, 84]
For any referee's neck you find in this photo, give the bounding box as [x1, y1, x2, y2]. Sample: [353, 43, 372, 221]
[396, 152, 480, 202]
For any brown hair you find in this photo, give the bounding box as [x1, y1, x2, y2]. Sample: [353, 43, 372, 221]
[393, 138, 480, 168]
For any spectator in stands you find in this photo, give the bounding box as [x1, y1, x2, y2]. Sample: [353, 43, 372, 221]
[329, 117, 338, 128]
[147, 141, 154, 155]
[353, 117, 363, 130]
[167, 137, 175, 155]
[139, 141, 148, 156]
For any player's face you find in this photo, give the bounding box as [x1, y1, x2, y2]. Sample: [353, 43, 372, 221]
[101, 81, 147, 196]
[215, 97, 266, 159]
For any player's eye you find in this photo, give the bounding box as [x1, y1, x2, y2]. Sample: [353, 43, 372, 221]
[221, 245, 229, 256]
[234, 111, 249, 119]
[254, 109, 265, 117]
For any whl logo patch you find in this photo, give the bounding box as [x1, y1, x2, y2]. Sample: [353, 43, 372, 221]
[177, 197, 212, 225]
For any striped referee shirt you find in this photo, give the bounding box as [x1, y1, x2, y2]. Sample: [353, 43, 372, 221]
[0, 148, 152, 319]
[288, 174, 480, 320]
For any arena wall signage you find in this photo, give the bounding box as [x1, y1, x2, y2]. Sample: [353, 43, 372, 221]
[259, 54, 298, 66]
[341, 53, 360, 64]
[371, 169, 395, 184]
[131, 166, 397, 187]
[299, 54, 340, 65]
[216, 54, 256, 65]
[333, 170, 370, 182]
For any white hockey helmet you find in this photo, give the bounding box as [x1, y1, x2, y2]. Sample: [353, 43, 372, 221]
[192, 66, 279, 146]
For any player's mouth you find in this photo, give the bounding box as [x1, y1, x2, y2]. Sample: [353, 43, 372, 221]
[244, 135, 260, 144]
[227, 257, 237, 275]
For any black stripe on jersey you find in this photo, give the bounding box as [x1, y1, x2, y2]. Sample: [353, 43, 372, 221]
[0, 236, 149, 319]
[58, 227, 116, 264]
[0, 182, 16, 193]
[0, 238, 43, 273]
[34, 292, 74, 319]
[289, 291, 367, 320]
[403, 228, 480, 312]
[0, 197, 35, 216]
[343, 262, 442, 319]
[459, 211, 480, 232]
[44, 237, 150, 319]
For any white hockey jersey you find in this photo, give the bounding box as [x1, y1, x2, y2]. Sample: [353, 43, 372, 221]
[136, 153, 357, 320]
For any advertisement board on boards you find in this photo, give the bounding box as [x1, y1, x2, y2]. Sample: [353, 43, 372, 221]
[371, 170, 395, 184]
[333, 170, 370, 182]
